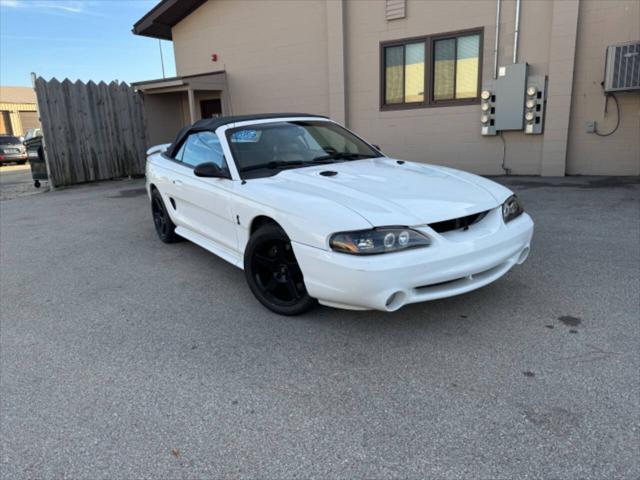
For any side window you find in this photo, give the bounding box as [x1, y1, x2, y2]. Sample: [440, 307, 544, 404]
[177, 132, 227, 169]
[174, 142, 186, 161]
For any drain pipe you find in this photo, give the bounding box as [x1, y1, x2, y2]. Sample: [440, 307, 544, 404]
[494, 0, 511, 175]
[494, 0, 501, 78]
[513, 0, 521, 63]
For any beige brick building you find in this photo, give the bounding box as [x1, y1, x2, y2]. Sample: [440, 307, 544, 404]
[0, 86, 39, 137]
[133, 0, 640, 176]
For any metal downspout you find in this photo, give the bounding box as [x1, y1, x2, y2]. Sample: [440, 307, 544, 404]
[494, 0, 501, 78]
[513, 0, 521, 64]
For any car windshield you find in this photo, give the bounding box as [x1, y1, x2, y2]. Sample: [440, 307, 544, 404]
[0, 136, 20, 144]
[24, 129, 40, 140]
[226, 120, 382, 178]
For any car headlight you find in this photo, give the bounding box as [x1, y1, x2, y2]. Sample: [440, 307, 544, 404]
[330, 227, 431, 255]
[502, 195, 524, 223]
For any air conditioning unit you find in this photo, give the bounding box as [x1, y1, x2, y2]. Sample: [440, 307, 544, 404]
[603, 41, 640, 93]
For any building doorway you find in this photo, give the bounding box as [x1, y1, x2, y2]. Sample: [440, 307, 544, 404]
[200, 99, 222, 119]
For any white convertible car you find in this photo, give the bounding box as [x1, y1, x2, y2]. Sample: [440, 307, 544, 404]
[146, 114, 534, 315]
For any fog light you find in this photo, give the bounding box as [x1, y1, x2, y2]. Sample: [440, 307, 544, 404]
[385, 290, 407, 311]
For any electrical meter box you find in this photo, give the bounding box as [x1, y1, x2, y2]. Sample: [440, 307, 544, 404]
[494, 63, 528, 131]
[523, 75, 547, 135]
[481, 63, 546, 136]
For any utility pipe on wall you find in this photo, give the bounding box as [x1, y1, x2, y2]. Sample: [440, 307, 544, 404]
[494, 0, 501, 78]
[513, 0, 521, 63]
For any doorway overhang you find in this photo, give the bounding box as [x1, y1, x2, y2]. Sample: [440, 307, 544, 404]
[132, 70, 228, 123]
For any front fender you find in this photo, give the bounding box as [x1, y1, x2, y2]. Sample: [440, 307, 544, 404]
[231, 182, 372, 254]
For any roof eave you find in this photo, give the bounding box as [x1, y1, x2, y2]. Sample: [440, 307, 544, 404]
[131, 25, 172, 41]
[132, 0, 207, 41]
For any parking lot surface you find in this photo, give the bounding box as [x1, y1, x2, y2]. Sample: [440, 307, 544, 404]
[0, 164, 43, 201]
[1, 176, 639, 479]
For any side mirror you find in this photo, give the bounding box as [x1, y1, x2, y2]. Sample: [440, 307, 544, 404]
[193, 162, 229, 179]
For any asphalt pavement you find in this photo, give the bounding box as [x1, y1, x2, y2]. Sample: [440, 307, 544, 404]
[0, 163, 43, 201]
[1, 176, 638, 479]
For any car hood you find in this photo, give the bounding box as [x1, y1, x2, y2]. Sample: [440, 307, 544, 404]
[260, 158, 510, 226]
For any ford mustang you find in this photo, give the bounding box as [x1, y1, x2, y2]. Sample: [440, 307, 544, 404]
[146, 113, 534, 315]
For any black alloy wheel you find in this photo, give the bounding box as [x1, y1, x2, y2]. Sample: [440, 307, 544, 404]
[151, 189, 179, 243]
[244, 224, 316, 315]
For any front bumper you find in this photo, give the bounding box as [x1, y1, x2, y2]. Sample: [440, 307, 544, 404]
[293, 209, 534, 311]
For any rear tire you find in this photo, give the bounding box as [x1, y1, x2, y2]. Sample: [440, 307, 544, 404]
[244, 224, 316, 315]
[151, 189, 180, 243]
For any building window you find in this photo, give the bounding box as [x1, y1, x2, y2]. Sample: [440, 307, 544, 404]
[384, 43, 425, 104]
[433, 34, 480, 101]
[381, 28, 482, 110]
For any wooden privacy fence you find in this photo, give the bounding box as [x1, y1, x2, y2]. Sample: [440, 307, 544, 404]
[34, 77, 147, 187]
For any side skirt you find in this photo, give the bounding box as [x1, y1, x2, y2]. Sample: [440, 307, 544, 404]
[175, 226, 243, 269]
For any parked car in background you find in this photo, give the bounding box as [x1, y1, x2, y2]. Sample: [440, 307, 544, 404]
[0, 135, 27, 165]
[23, 128, 42, 142]
[146, 114, 534, 315]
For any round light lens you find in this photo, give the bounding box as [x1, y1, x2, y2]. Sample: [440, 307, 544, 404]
[481, 114, 490, 124]
[525, 111, 535, 122]
[481, 90, 491, 100]
[481, 102, 490, 112]
[383, 232, 396, 248]
[526, 99, 536, 109]
[527, 86, 537, 97]
[398, 230, 410, 247]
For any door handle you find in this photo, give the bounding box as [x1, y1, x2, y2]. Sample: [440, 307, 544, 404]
[173, 179, 183, 185]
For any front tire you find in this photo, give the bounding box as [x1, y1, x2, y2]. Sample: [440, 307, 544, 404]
[151, 189, 180, 243]
[244, 224, 316, 315]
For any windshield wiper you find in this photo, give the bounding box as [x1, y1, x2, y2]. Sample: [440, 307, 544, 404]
[240, 158, 343, 172]
[311, 152, 378, 162]
[240, 160, 306, 172]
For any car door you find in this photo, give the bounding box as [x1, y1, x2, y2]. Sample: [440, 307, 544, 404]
[170, 131, 238, 254]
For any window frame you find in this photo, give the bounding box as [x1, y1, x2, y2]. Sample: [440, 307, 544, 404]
[224, 120, 383, 179]
[379, 27, 484, 111]
[165, 131, 230, 177]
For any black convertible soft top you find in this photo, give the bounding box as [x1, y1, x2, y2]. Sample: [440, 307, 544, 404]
[166, 113, 327, 158]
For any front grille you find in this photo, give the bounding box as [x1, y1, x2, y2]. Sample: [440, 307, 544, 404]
[429, 210, 489, 233]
